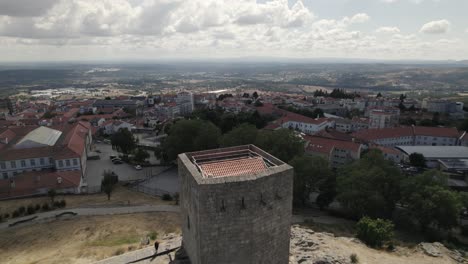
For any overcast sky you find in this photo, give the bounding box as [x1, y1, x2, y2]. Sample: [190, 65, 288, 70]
[0, 0, 467, 62]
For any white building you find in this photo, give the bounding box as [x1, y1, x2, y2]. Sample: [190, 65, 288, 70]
[177, 91, 194, 115]
[368, 107, 400, 129]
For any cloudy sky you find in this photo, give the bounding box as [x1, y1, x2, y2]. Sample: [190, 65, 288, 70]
[0, 0, 467, 62]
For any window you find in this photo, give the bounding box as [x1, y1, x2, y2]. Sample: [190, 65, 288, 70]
[73, 159, 78, 166]
[21, 160, 26, 167]
[49, 158, 53, 164]
[2, 172, 7, 179]
[30, 159, 36, 166]
[10, 161, 16, 168]
[58, 160, 63, 167]
[65, 160, 71, 167]
[40, 158, 44, 165]
[0, 162, 5, 169]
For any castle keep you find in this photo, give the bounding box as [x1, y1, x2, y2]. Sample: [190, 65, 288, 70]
[178, 145, 294, 264]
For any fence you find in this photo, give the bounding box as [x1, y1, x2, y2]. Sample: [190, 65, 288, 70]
[130, 184, 173, 197]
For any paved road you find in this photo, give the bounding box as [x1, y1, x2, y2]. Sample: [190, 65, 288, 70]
[136, 167, 180, 194]
[0, 204, 180, 230]
[85, 143, 169, 190]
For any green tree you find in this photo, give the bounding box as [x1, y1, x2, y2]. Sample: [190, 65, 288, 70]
[312, 108, 325, 118]
[101, 170, 118, 201]
[134, 148, 150, 163]
[163, 120, 221, 161]
[255, 129, 304, 162]
[336, 149, 402, 219]
[356, 217, 394, 248]
[252, 91, 259, 99]
[48, 189, 56, 204]
[316, 173, 337, 210]
[289, 155, 333, 206]
[111, 128, 137, 154]
[401, 170, 462, 230]
[376, 92, 382, 98]
[409, 153, 426, 168]
[221, 124, 258, 147]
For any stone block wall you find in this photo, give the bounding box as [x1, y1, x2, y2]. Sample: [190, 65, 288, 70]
[178, 150, 293, 264]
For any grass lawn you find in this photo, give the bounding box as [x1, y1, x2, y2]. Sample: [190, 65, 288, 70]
[0, 184, 174, 217]
[0, 212, 181, 264]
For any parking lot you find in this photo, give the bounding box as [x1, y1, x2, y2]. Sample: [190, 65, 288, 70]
[84, 143, 171, 190]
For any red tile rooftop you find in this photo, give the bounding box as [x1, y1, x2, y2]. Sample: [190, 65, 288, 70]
[199, 156, 267, 178]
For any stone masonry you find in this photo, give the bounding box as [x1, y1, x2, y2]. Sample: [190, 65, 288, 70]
[178, 145, 294, 264]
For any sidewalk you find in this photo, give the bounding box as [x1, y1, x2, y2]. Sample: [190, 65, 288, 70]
[0, 204, 180, 230]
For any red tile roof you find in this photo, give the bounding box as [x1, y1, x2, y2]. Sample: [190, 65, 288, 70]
[0, 170, 81, 198]
[413, 126, 459, 138]
[199, 157, 267, 178]
[352, 126, 460, 142]
[304, 135, 362, 155]
[370, 145, 401, 155]
[351, 127, 414, 141]
[280, 111, 330, 125]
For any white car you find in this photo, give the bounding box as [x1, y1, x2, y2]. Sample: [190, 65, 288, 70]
[134, 165, 142, 170]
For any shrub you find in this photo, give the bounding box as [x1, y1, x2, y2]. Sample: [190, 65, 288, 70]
[148, 231, 158, 240]
[4, 213, 9, 219]
[350, 253, 359, 263]
[0, 215, 3, 222]
[461, 225, 468, 237]
[35, 204, 41, 211]
[53, 201, 61, 208]
[356, 217, 394, 248]
[59, 200, 66, 208]
[162, 194, 173, 201]
[42, 203, 50, 211]
[26, 205, 36, 215]
[12, 210, 20, 218]
[18, 206, 26, 214]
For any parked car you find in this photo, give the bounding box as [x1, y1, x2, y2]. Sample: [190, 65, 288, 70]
[110, 155, 117, 160]
[134, 165, 142, 170]
[112, 160, 123, 165]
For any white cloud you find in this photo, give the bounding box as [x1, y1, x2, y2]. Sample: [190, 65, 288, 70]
[420, 19, 450, 34]
[349, 13, 370, 24]
[381, 0, 441, 3]
[0, 0, 465, 61]
[376, 26, 401, 34]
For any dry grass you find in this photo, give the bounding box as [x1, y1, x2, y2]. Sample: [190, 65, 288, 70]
[0, 212, 181, 264]
[0, 185, 173, 216]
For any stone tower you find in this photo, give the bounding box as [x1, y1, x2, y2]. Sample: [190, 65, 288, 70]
[178, 145, 294, 264]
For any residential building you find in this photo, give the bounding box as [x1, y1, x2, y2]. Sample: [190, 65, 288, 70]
[101, 120, 135, 135]
[304, 135, 363, 168]
[266, 111, 334, 135]
[368, 107, 400, 129]
[176, 91, 194, 115]
[352, 126, 459, 147]
[424, 99, 461, 113]
[0, 121, 92, 197]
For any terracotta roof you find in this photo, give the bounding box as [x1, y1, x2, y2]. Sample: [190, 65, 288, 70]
[304, 135, 362, 155]
[351, 127, 414, 141]
[413, 126, 459, 138]
[370, 145, 401, 155]
[0, 170, 81, 198]
[352, 126, 460, 142]
[313, 129, 354, 141]
[281, 111, 330, 125]
[0, 122, 90, 161]
[199, 157, 267, 178]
